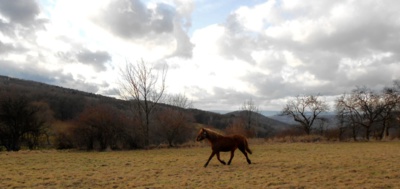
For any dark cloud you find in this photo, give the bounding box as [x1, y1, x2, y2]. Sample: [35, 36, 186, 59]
[217, 14, 262, 64]
[0, 41, 26, 54]
[169, 23, 193, 58]
[97, 0, 174, 38]
[76, 50, 111, 72]
[242, 71, 288, 98]
[95, 0, 193, 58]
[0, 0, 40, 25]
[0, 19, 14, 35]
[55, 47, 111, 72]
[0, 0, 46, 33]
[0, 0, 46, 58]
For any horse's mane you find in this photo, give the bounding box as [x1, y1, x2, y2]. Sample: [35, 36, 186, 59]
[203, 128, 225, 139]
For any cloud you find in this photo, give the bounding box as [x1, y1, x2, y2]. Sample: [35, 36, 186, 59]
[96, 0, 170, 38]
[0, 41, 26, 54]
[183, 0, 400, 110]
[45, 45, 112, 72]
[0, 0, 47, 37]
[76, 50, 111, 72]
[95, 0, 194, 58]
[0, 58, 102, 93]
[216, 14, 260, 64]
[0, 0, 40, 25]
[232, 1, 399, 90]
[1, 0, 400, 111]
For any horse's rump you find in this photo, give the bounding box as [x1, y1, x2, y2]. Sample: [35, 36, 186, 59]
[232, 135, 252, 154]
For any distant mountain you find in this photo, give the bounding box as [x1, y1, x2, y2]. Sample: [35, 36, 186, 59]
[210, 110, 281, 117]
[269, 113, 339, 129]
[188, 108, 291, 137]
[225, 111, 291, 131]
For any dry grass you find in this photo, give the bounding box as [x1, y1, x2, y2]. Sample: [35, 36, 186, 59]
[1, 142, 400, 188]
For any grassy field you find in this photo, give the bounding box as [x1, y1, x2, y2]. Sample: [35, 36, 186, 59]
[1, 142, 400, 189]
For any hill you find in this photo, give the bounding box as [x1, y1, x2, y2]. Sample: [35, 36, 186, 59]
[0, 75, 129, 120]
[0, 75, 290, 136]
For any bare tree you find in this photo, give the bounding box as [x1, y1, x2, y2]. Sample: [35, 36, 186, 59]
[0, 95, 52, 151]
[335, 110, 349, 141]
[75, 104, 126, 151]
[336, 93, 360, 141]
[238, 99, 259, 137]
[378, 85, 400, 140]
[281, 94, 329, 135]
[119, 59, 167, 147]
[156, 94, 194, 147]
[24, 101, 54, 149]
[336, 87, 385, 141]
[165, 93, 193, 109]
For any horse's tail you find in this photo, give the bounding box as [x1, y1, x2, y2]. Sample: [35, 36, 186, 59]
[245, 138, 252, 154]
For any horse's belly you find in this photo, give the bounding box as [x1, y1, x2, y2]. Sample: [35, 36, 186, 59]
[214, 145, 236, 152]
[219, 147, 232, 152]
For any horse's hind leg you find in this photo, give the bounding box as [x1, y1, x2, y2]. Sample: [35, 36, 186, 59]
[216, 152, 226, 165]
[227, 150, 235, 165]
[204, 151, 216, 167]
[239, 146, 252, 164]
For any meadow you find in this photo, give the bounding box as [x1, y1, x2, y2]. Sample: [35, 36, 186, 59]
[1, 142, 399, 189]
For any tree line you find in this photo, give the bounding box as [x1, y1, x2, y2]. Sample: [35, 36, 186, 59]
[280, 81, 400, 141]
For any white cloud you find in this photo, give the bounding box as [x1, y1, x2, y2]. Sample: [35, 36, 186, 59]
[1, 0, 400, 112]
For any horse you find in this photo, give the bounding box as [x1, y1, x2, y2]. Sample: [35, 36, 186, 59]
[196, 128, 252, 167]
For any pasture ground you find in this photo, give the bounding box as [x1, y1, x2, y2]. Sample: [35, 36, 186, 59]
[1, 142, 400, 188]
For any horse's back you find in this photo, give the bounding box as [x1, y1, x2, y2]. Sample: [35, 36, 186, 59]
[232, 134, 247, 142]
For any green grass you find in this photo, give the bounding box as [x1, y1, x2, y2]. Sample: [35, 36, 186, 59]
[1, 142, 400, 188]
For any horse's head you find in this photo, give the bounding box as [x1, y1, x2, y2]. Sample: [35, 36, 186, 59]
[196, 128, 208, 141]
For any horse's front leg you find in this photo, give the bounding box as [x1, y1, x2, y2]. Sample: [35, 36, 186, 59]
[216, 152, 226, 165]
[204, 151, 216, 167]
[227, 150, 235, 165]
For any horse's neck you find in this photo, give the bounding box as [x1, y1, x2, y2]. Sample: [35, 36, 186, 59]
[207, 132, 223, 141]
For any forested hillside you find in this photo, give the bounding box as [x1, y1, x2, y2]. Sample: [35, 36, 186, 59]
[0, 75, 289, 151]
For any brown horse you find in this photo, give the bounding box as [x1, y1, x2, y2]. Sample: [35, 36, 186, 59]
[196, 128, 252, 167]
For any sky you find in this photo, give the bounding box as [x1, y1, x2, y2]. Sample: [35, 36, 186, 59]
[1, 0, 400, 112]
